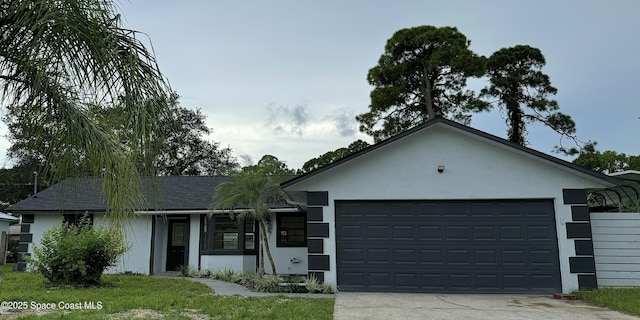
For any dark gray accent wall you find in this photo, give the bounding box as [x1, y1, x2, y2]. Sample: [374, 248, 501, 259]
[308, 223, 329, 238]
[566, 223, 592, 238]
[308, 239, 323, 254]
[563, 188, 597, 289]
[574, 240, 594, 256]
[19, 234, 33, 242]
[307, 192, 328, 206]
[563, 189, 587, 205]
[17, 215, 34, 272]
[571, 206, 590, 222]
[307, 207, 323, 221]
[570, 257, 596, 273]
[21, 214, 34, 223]
[308, 255, 330, 271]
[578, 274, 598, 289]
[306, 191, 330, 282]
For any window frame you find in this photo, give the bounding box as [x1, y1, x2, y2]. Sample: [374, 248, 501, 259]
[62, 212, 94, 226]
[276, 212, 307, 247]
[200, 215, 258, 255]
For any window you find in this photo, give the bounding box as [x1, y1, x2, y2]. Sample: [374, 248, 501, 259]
[213, 216, 238, 250]
[277, 212, 306, 247]
[63, 213, 94, 226]
[200, 215, 257, 254]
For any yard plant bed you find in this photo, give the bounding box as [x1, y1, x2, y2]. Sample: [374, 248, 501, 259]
[0, 264, 334, 319]
[574, 288, 640, 316]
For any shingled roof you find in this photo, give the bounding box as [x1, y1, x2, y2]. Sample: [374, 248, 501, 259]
[6, 176, 294, 213]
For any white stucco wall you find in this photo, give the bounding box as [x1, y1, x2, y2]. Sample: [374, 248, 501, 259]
[27, 214, 152, 274]
[100, 214, 152, 275]
[188, 214, 200, 269]
[0, 221, 12, 237]
[27, 214, 62, 268]
[263, 227, 309, 275]
[286, 124, 613, 293]
[200, 254, 256, 273]
[153, 216, 168, 274]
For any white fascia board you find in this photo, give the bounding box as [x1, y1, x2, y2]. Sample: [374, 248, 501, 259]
[133, 208, 301, 215]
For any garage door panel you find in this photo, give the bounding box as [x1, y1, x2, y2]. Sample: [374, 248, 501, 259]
[336, 199, 561, 293]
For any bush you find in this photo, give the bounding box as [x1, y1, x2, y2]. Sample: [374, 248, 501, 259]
[5, 239, 18, 263]
[28, 216, 129, 287]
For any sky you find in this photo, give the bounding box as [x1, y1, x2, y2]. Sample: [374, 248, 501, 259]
[2, 0, 638, 170]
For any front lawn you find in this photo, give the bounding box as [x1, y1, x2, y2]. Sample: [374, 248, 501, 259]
[574, 288, 640, 316]
[0, 264, 334, 319]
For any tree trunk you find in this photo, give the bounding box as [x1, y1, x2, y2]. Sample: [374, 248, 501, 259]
[507, 99, 524, 145]
[422, 64, 435, 119]
[259, 219, 277, 275]
[258, 223, 264, 273]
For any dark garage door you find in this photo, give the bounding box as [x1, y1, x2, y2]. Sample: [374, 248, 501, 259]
[336, 199, 561, 293]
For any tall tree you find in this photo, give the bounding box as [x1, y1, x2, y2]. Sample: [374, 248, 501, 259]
[6, 94, 238, 178]
[482, 45, 576, 145]
[211, 155, 291, 275]
[572, 143, 640, 174]
[356, 25, 488, 142]
[301, 140, 370, 173]
[0, 0, 171, 225]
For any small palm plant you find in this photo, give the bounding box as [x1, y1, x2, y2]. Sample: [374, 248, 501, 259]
[211, 157, 292, 275]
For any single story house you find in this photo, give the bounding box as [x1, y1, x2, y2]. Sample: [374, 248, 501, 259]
[6, 117, 636, 293]
[0, 212, 19, 264]
[0, 212, 18, 235]
[8, 176, 308, 276]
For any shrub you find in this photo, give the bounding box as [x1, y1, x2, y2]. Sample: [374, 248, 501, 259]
[6, 239, 18, 263]
[28, 216, 129, 287]
[305, 275, 321, 293]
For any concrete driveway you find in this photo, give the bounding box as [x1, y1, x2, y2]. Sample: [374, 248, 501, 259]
[334, 292, 640, 320]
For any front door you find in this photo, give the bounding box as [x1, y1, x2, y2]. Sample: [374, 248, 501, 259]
[166, 219, 188, 271]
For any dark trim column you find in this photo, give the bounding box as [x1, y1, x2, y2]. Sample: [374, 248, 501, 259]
[16, 214, 34, 272]
[307, 191, 330, 282]
[563, 189, 597, 289]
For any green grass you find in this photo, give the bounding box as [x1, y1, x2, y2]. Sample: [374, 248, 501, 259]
[574, 288, 640, 316]
[0, 264, 334, 319]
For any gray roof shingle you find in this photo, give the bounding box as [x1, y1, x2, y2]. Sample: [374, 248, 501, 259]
[7, 176, 291, 213]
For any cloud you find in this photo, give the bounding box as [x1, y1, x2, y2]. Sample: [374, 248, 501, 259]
[265, 103, 309, 136]
[326, 108, 357, 137]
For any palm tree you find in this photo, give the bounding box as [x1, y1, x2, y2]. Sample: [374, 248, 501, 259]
[212, 165, 286, 275]
[0, 1, 171, 226]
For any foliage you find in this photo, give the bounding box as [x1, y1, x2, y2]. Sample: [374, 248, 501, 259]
[301, 139, 370, 173]
[239, 272, 281, 292]
[28, 216, 129, 287]
[574, 288, 640, 316]
[212, 155, 292, 275]
[6, 93, 238, 180]
[356, 25, 488, 142]
[0, 0, 172, 226]
[572, 143, 640, 174]
[0, 164, 47, 207]
[95, 93, 239, 176]
[482, 45, 576, 146]
[5, 238, 19, 263]
[0, 267, 335, 319]
[209, 268, 333, 294]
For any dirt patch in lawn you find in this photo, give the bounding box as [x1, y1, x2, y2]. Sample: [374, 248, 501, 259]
[108, 308, 209, 319]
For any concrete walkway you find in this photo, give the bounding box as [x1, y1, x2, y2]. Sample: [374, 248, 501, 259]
[155, 273, 334, 299]
[334, 292, 640, 320]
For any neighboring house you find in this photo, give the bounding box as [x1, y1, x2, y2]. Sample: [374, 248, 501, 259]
[0, 212, 19, 264]
[0, 212, 18, 235]
[6, 117, 637, 294]
[7, 176, 308, 276]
